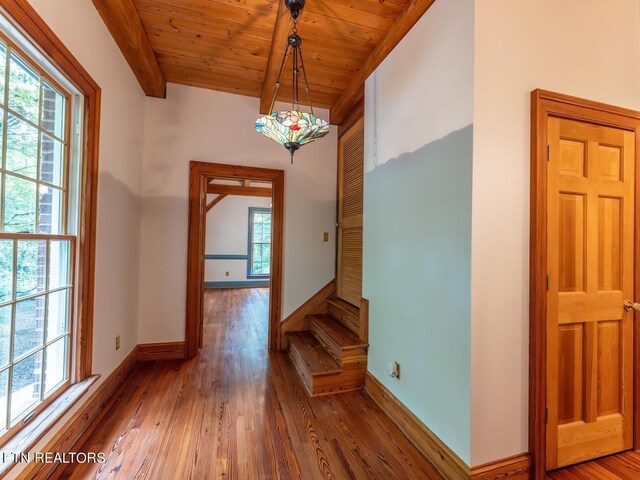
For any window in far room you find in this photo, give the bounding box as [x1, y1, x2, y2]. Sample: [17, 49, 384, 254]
[247, 207, 271, 278]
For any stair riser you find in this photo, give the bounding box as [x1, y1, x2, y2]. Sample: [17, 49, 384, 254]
[327, 302, 360, 335]
[288, 345, 313, 396]
[311, 364, 367, 396]
[310, 321, 342, 363]
[310, 321, 367, 366]
[289, 343, 366, 397]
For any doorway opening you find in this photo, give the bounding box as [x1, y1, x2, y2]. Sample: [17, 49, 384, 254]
[185, 162, 285, 358]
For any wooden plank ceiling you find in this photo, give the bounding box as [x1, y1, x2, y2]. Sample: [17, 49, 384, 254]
[93, 0, 435, 124]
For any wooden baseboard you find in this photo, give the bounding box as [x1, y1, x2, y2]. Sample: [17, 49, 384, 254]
[281, 280, 336, 336]
[16, 346, 139, 479]
[137, 341, 186, 361]
[364, 372, 469, 480]
[471, 453, 532, 480]
[12, 341, 186, 479]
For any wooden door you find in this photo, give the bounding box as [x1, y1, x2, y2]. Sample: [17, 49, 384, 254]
[337, 117, 364, 306]
[546, 117, 635, 469]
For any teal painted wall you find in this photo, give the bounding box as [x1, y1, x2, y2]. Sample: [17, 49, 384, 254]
[362, 0, 473, 464]
[363, 125, 472, 463]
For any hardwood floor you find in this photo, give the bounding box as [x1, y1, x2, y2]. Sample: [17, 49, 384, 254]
[59, 288, 443, 479]
[547, 451, 640, 479]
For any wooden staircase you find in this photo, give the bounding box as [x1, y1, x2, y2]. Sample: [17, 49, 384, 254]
[286, 297, 368, 397]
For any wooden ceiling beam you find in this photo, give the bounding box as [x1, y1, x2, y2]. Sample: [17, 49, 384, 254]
[92, 0, 166, 98]
[260, 0, 291, 114]
[205, 194, 227, 213]
[330, 0, 436, 125]
[207, 184, 272, 198]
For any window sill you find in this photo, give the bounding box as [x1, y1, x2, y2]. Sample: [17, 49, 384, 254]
[0, 375, 100, 479]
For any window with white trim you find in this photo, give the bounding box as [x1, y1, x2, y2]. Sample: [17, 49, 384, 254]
[248, 207, 271, 278]
[0, 30, 80, 442]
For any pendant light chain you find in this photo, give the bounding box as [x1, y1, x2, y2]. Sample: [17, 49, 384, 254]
[255, 0, 330, 163]
[270, 39, 290, 115]
[297, 44, 314, 116]
[292, 17, 300, 111]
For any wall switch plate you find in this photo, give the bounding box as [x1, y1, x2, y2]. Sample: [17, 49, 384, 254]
[225, 271, 230, 277]
[323, 232, 329, 242]
[388, 361, 400, 379]
[116, 335, 121, 350]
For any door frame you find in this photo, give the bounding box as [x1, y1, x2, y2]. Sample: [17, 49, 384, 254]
[185, 161, 285, 358]
[529, 89, 640, 479]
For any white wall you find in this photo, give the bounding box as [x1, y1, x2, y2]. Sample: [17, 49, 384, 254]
[204, 195, 271, 282]
[471, 0, 640, 467]
[137, 83, 337, 343]
[7, 0, 146, 477]
[364, 0, 474, 465]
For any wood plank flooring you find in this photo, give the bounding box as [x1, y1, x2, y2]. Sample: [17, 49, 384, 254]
[547, 451, 640, 479]
[58, 288, 443, 479]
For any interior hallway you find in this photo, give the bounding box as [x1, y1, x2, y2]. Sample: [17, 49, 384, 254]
[58, 288, 442, 479]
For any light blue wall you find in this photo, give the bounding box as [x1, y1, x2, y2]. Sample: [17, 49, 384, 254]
[363, 126, 472, 463]
[362, 0, 473, 465]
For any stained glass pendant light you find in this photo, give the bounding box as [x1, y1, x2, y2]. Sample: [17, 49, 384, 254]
[256, 0, 330, 164]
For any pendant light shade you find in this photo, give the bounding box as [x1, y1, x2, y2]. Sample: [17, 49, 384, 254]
[256, 111, 330, 158]
[255, 0, 330, 163]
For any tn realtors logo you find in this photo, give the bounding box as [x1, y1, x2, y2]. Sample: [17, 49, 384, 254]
[2, 451, 106, 464]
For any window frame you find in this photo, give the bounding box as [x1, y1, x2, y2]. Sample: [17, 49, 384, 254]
[0, 28, 77, 449]
[0, 0, 101, 455]
[0, 30, 73, 235]
[247, 207, 272, 279]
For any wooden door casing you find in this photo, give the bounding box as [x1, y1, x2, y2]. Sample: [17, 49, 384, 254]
[337, 117, 364, 307]
[546, 117, 634, 469]
[530, 89, 640, 480]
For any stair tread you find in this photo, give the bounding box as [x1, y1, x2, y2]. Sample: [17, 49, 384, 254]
[327, 297, 359, 316]
[308, 314, 366, 349]
[288, 332, 342, 376]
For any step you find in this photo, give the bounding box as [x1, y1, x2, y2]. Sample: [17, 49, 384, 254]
[327, 297, 360, 335]
[308, 314, 368, 365]
[287, 331, 365, 397]
[288, 331, 341, 393]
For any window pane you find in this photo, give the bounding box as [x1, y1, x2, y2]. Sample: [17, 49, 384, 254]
[252, 243, 271, 275]
[0, 368, 7, 433]
[260, 243, 271, 261]
[49, 240, 70, 290]
[0, 306, 10, 368]
[44, 336, 67, 395]
[6, 114, 38, 179]
[8, 53, 40, 124]
[41, 81, 65, 140]
[0, 43, 6, 104]
[38, 185, 63, 235]
[253, 221, 263, 241]
[40, 133, 64, 186]
[0, 240, 13, 303]
[16, 240, 46, 299]
[47, 289, 68, 342]
[4, 175, 37, 233]
[13, 296, 45, 359]
[10, 349, 42, 422]
[0, 111, 4, 159]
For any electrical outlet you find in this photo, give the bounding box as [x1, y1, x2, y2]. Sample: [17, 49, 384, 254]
[115, 335, 121, 350]
[323, 232, 329, 242]
[388, 361, 400, 379]
[225, 271, 230, 277]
